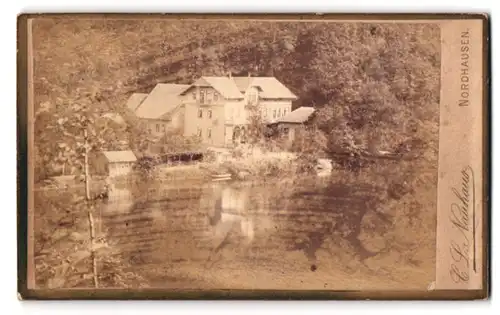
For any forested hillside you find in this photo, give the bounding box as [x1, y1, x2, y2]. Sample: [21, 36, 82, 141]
[32, 18, 440, 178]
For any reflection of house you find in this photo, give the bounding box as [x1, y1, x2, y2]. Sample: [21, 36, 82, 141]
[220, 186, 248, 212]
[93, 150, 137, 178]
[126, 74, 298, 148]
[270, 107, 316, 146]
[208, 185, 254, 244]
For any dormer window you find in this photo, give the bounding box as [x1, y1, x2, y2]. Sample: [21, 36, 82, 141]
[249, 93, 258, 104]
[206, 90, 212, 103]
[247, 86, 259, 105]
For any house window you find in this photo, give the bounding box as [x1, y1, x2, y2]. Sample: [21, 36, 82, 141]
[283, 109, 287, 116]
[200, 90, 205, 104]
[208, 110, 212, 119]
[214, 92, 219, 102]
[156, 124, 160, 132]
[278, 109, 281, 117]
[192, 91, 197, 100]
[206, 90, 212, 103]
[273, 110, 277, 119]
[261, 108, 267, 118]
[198, 109, 203, 118]
[197, 128, 202, 137]
[283, 127, 290, 134]
[162, 124, 166, 132]
[249, 90, 259, 104]
[207, 128, 212, 138]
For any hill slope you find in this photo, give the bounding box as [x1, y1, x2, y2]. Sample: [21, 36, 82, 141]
[32, 18, 440, 174]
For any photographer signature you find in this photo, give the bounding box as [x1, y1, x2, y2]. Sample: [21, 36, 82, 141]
[448, 165, 476, 284]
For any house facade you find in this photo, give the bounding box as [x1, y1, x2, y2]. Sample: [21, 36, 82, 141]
[179, 75, 298, 147]
[126, 74, 298, 149]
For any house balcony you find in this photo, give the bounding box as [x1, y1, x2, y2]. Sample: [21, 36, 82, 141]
[224, 118, 250, 126]
[183, 100, 223, 107]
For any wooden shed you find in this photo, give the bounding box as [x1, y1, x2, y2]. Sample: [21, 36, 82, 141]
[92, 150, 137, 178]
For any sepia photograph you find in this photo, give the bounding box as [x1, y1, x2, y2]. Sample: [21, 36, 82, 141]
[18, 14, 488, 298]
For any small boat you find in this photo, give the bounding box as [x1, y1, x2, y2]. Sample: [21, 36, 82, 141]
[211, 173, 232, 181]
[212, 177, 232, 182]
[212, 173, 232, 178]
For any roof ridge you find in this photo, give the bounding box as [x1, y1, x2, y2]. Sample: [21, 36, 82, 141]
[155, 82, 190, 86]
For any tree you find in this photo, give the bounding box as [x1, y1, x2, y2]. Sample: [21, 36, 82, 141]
[244, 102, 266, 148]
[34, 190, 147, 289]
[157, 128, 202, 154]
[34, 89, 130, 288]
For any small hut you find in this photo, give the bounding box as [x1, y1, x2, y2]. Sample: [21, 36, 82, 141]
[93, 150, 137, 178]
[269, 107, 316, 145]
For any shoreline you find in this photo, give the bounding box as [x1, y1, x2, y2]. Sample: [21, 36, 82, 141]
[36, 155, 328, 193]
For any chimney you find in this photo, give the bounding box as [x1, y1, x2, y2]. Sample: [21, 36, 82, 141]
[248, 72, 251, 78]
[228, 72, 232, 79]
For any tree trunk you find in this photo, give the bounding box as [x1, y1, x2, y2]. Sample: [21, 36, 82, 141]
[88, 209, 99, 288]
[83, 128, 99, 288]
[84, 129, 91, 200]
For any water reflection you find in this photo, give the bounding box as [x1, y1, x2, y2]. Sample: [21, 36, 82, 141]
[99, 175, 388, 280]
[205, 185, 256, 265]
[100, 181, 275, 266]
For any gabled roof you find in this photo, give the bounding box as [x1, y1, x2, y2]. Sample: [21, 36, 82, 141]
[246, 77, 298, 100]
[126, 93, 148, 111]
[277, 107, 315, 124]
[232, 76, 253, 92]
[179, 76, 297, 100]
[102, 150, 137, 163]
[183, 77, 243, 99]
[134, 84, 189, 119]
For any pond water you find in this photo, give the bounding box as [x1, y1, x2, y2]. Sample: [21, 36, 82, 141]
[95, 173, 401, 289]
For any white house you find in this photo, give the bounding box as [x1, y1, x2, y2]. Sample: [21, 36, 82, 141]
[126, 74, 298, 148]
